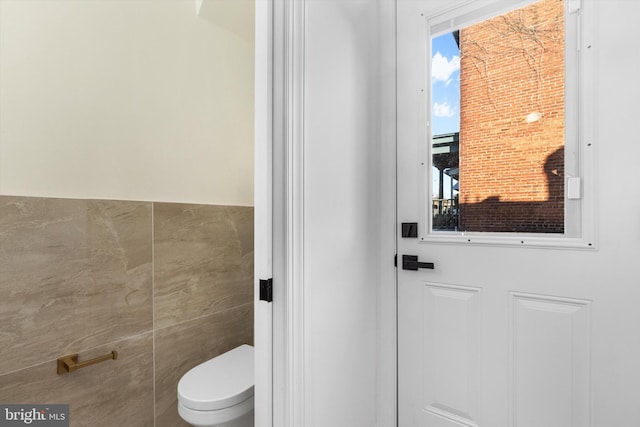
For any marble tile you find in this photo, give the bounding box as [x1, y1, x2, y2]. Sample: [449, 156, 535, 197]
[1, 196, 255, 427]
[0, 332, 154, 427]
[154, 303, 254, 427]
[153, 203, 254, 329]
[0, 196, 153, 374]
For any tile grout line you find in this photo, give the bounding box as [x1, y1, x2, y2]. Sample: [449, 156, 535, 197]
[151, 202, 156, 427]
[153, 301, 255, 334]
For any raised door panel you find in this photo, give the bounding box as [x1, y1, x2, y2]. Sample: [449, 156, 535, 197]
[510, 293, 591, 427]
[423, 283, 481, 427]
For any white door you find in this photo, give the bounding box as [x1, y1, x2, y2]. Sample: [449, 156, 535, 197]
[397, 0, 640, 426]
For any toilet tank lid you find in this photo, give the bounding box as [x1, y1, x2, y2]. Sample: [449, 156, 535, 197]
[178, 344, 254, 411]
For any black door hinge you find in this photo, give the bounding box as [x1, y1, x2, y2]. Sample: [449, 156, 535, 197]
[394, 254, 398, 267]
[259, 278, 273, 302]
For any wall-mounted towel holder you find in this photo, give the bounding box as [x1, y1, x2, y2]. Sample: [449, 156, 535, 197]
[57, 350, 118, 375]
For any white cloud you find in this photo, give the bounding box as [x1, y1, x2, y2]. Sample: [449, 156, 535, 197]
[433, 102, 455, 118]
[432, 51, 460, 83]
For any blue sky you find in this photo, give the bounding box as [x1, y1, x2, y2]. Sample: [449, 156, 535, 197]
[431, 33, 460, 136]
[431, 32, 460, 200]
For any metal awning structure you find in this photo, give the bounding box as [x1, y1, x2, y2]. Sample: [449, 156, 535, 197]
[432, 132, 459, 172]
[432, 132, 460, 203]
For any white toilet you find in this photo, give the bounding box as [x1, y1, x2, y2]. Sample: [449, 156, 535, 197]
[177, 344, 254, 427]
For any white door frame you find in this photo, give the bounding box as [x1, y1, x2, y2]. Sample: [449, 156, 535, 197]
[255, 0, 307, 426]
[254, 0, 274, 426]
[270, 0, 306, 425]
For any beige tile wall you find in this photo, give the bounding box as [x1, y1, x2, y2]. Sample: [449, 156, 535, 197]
[0, 196, 254, 427]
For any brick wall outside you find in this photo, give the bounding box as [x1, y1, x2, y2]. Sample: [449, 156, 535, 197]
[458, 0, 565, 233]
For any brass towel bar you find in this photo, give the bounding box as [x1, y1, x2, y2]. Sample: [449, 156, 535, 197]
[57, 350, 118, 375]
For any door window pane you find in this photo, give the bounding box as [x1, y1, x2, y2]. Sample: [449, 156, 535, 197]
[431, 0, 565, 233]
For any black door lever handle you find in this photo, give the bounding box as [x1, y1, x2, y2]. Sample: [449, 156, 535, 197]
[402, 255, 435, 271]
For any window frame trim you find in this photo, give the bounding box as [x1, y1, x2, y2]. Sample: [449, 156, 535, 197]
[419, 0, 597, 250]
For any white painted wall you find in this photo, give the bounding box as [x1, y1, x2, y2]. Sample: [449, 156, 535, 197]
[0, 0, 254, 206]
[304, 1, 398, 423]
[198, 0, 254, 43]
[303, 3, 380, 424]
[270, 0, 396, 425]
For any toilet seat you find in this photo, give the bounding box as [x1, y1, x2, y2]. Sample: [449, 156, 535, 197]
[178, 344, 254, 412]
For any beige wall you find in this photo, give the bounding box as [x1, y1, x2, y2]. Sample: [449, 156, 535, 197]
[0, 0, 254, 206]
[0, 195, 254, 427]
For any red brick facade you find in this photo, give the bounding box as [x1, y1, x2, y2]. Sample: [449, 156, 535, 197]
[458, 0, 565, 233]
